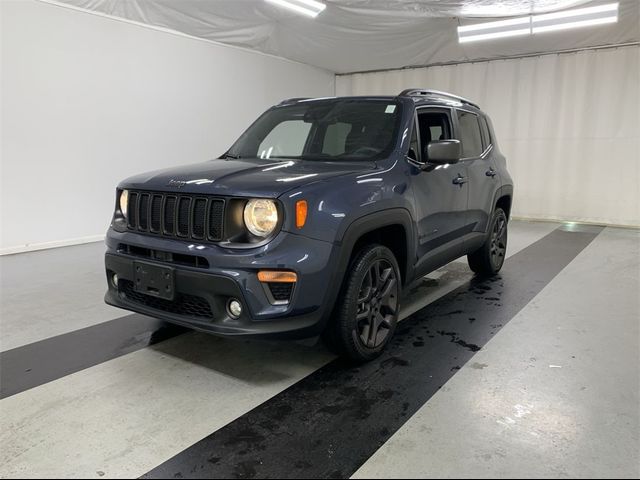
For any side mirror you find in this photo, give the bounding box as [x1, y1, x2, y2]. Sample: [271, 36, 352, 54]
[424, 140, 461, 165]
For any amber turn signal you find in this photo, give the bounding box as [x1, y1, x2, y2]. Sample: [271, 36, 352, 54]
[296, 200, 308, 229]
[257, 270, 298, 283]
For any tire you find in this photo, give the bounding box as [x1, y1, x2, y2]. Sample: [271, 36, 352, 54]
[325, 244, 401, 363]
[467, 208, 508, 275]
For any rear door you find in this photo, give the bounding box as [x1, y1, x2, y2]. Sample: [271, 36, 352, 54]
[454, 109, 499, 236]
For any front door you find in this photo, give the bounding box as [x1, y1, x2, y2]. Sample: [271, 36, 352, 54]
[410, 107, 469, 276]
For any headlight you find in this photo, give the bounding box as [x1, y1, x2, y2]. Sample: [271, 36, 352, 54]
[243, 199, 278, 237]
[119, 189, 129, 218]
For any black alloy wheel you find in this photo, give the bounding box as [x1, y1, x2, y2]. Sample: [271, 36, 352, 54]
[490, 213, 507, 271]
[468, 207, 508, 275]
[325, 244, 402, 362]
[356, 258, 398, 348]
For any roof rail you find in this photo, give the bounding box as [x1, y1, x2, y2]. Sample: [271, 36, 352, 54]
[398, 88, 480, 109]
[278, 97, 310, 105]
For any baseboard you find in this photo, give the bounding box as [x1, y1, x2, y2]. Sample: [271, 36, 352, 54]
[0, 235, 105, 256]
[511, 216, 640, 229]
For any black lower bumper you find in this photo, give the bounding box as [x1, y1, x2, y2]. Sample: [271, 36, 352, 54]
[104, 253, 326, 339]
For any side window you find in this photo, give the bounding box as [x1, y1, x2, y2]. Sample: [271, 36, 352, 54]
[416, 110, 452, 161]
[456, 111, 483, 158]
[258, 120, 311, 158]
[322, 122, 352, 156]
[480, 116, 492, 149]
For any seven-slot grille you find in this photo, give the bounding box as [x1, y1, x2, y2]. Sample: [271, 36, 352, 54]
[126, 191, 225, 242]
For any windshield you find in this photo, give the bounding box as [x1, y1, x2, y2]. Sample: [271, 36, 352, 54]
[227, 99, 402, 161]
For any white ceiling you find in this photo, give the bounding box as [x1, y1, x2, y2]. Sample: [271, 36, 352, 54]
[57, 0, 639, 73]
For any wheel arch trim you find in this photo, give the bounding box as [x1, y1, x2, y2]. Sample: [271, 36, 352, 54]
[492, 184, 514, 219]
[335, 208, 416, 289]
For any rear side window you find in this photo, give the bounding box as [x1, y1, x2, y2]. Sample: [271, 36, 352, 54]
[456, 111, 483, 158]
[480, 116, 492, 148]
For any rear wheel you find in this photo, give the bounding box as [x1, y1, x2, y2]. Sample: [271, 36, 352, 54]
[326, 244, 401, 362]
[468, 208, 508, 275]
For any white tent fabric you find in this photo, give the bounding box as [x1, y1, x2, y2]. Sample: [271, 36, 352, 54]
[39, 0, 639, 227]
[54, 0, 639, 73]
[337, 45, 640, 226]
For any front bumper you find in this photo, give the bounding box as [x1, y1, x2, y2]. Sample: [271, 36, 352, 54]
[104, 228, 340, 339]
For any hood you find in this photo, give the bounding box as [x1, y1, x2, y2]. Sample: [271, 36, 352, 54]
[119, 158, 376, 198]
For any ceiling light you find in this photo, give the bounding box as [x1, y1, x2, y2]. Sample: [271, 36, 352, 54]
[531, 2, 618, 33]
[265, 0, 326, 18]
[457, 2, 618, 43]
[458, 17, 531, 43]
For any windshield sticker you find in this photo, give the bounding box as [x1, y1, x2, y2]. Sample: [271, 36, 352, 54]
[385, 105, 396, 114]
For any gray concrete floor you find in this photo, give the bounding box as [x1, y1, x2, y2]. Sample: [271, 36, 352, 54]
[0, 242, 123, 351]
[0, 220, 638, 478]
[354, 226, 640, 479]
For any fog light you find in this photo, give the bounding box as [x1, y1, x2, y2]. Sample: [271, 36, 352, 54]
[228, 299, 242, 318]
[111, 273, 119, 288]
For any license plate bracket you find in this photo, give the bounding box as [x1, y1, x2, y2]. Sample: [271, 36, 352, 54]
[133, 261, 175, 300]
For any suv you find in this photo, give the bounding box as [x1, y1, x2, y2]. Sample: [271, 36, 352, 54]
[105, 89, 513, 362]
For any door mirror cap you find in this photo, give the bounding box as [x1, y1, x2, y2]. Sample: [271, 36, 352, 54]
[424, 140, 461, 165]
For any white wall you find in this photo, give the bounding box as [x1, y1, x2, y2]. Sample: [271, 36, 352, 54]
[337, 46, 640, 227]
[0, 0, 334, 253]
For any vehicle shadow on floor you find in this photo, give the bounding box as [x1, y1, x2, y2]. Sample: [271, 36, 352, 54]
[144, 261, 476, 385]
[147, 328, 335, 385]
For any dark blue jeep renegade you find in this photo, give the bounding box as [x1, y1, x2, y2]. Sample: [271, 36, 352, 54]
[105, 89, 513, 361]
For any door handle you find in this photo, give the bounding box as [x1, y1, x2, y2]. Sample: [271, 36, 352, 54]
[452, 175, 468, 185]
[486, 168, 497, 177]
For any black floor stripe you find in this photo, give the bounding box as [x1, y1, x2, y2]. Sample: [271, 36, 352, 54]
[0, 314, 187, 399]
[142, 224, 603, 480]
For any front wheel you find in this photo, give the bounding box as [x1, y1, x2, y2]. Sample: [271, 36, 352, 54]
[467, 208, 508, 275]
[326, 244, 401, 362]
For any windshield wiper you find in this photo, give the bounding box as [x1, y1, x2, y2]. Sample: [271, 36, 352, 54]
[222, 152, 241, 159]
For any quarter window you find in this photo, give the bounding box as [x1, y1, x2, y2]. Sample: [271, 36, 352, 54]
[480, 116, 492, 149]
[456, 111, 483, 158]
